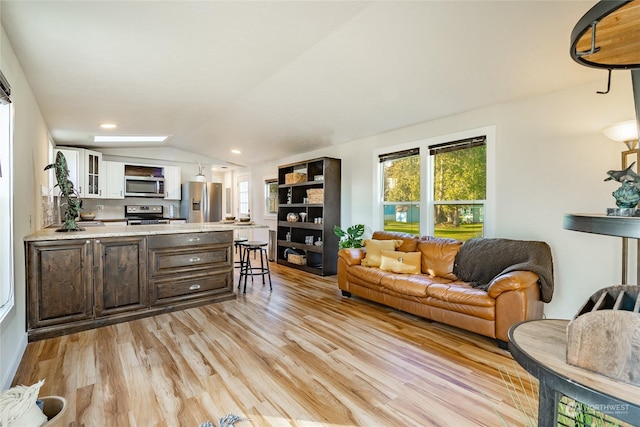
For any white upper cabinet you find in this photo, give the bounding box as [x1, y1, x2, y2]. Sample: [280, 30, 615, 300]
[83, 149, 103, 198]
[55, 147, 103, 198]
[164, 165, 181, 200]
[104, 161, 125, 199]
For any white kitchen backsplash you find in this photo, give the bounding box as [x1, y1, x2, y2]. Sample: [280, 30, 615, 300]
[80, 198, 181, 219]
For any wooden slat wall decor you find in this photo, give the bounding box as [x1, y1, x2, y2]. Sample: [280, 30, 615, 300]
[566, 285, 640, 386]
[13, 261, 537, 427]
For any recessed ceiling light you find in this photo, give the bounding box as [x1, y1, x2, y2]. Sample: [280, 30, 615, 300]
[231, 149, 241, 154]
[100, 123, 117, 129]
[93, 135, 169, 143]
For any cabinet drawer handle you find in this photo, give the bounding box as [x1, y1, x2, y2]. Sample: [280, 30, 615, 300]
[188, 257, 201, 262]
[188, 284, 201, 291]
[188, 237, 201, 242]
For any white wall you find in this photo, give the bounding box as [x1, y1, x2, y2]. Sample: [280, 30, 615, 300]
[0, 26, 51, 389]
[250, 72, 636, 320]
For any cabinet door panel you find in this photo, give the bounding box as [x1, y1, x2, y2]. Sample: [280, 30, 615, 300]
[104, 161, 125, 199]
[27, 240, 93, 328]
[83, 150, 103, 198]
[164, 165, 181, 200]
[94, 237, 147, 316]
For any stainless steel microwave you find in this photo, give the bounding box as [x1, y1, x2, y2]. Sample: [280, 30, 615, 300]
[124, 176, 165, 198]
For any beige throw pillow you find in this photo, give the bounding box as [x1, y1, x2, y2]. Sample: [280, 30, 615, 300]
[361, 239, 403, 267]
[379, 250, 422, 274]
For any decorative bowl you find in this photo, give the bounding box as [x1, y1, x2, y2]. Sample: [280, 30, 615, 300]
[225, 216, 235, 221]
[238, 217, 251, 223]
[80, 212, 96, 221]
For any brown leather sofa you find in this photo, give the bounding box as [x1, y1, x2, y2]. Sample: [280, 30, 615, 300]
[337, 231, 553, 347]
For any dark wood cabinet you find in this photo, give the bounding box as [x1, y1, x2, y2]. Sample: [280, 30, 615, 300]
[94, 236, 147, 317]
[148, 231, 233, 306]
[27, 239, 93, 329]
[26, 231, 235, 341]
[276, 157, 341, 276]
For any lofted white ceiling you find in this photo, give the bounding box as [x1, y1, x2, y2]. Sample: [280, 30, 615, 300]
[1, 1, 602, 168]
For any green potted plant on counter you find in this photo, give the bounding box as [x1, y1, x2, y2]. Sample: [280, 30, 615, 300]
[334, 224, 365, 249]
[44, 151, 84, 232]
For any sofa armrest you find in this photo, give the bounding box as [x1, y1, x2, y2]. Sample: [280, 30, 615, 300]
[487, 270, 540, 299]
[492, 270, 544, 342]
[337, 248, 366, 266]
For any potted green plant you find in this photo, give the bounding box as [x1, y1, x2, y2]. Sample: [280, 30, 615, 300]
[333, 224, 365, 249]
[45, 151, 84, 232]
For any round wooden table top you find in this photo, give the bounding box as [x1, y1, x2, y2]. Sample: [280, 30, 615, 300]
[509, 319, 640, 408]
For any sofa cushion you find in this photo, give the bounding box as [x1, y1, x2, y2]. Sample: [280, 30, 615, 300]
[346, 265, 392, 287]
[426, 282, 496, 307]
[379, 250, 421, 274]
[371, 231, 419, 252]
[380, 274, 445, 297]
[417, 237, 462, 280]
[361, 239, 403, 267]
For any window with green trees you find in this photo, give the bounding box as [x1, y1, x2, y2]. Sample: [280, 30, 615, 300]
[378, 135, 486, 241]
[430, 136, 486, 241]
[380, 148, 420, 235]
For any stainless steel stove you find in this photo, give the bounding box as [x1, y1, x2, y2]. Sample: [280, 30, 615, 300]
[125, 205, 170, 225]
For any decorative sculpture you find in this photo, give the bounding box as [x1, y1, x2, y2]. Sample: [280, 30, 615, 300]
[605, 162, 640, 209]
[44, 151, 84, 231]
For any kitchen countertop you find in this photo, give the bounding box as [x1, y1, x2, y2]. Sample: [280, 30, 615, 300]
[25, 222, 268, 242]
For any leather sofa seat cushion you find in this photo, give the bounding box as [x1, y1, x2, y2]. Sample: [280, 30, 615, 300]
[426, 283, 495, 307]
[372, 231, 419, 252]
[417, 237, 462, 280]
[380, 274, 446, 297]
[347, 265, 392, 287]
[426, 298, 495, 321]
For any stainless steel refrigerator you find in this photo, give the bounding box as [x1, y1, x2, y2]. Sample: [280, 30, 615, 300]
[181, 181, 222, 223]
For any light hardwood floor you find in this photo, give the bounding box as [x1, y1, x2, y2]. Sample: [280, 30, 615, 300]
[13, 261, 539, 427]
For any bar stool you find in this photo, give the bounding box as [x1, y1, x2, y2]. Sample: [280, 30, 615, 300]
[233, 237, 248, 269]
[237, 240, 272, 293]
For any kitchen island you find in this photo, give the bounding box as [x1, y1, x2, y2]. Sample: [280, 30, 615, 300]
[24, 222, 267, 341]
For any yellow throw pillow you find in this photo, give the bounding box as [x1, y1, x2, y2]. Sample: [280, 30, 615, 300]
[379, 250, 421, 274]
[361, 239, 403, 267]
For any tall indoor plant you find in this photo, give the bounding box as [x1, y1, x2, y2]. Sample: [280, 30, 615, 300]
[45, 151, 84, 231]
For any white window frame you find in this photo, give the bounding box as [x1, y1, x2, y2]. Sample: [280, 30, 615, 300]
[0, 101, 14, 323]
[373, 125, 495, 237]
[376, 147, 423, 235]
[264, 177, 278, 219]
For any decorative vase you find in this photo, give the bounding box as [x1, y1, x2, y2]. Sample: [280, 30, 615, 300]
[287, 212, 299, 222]
[299, 212, 307, 222]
